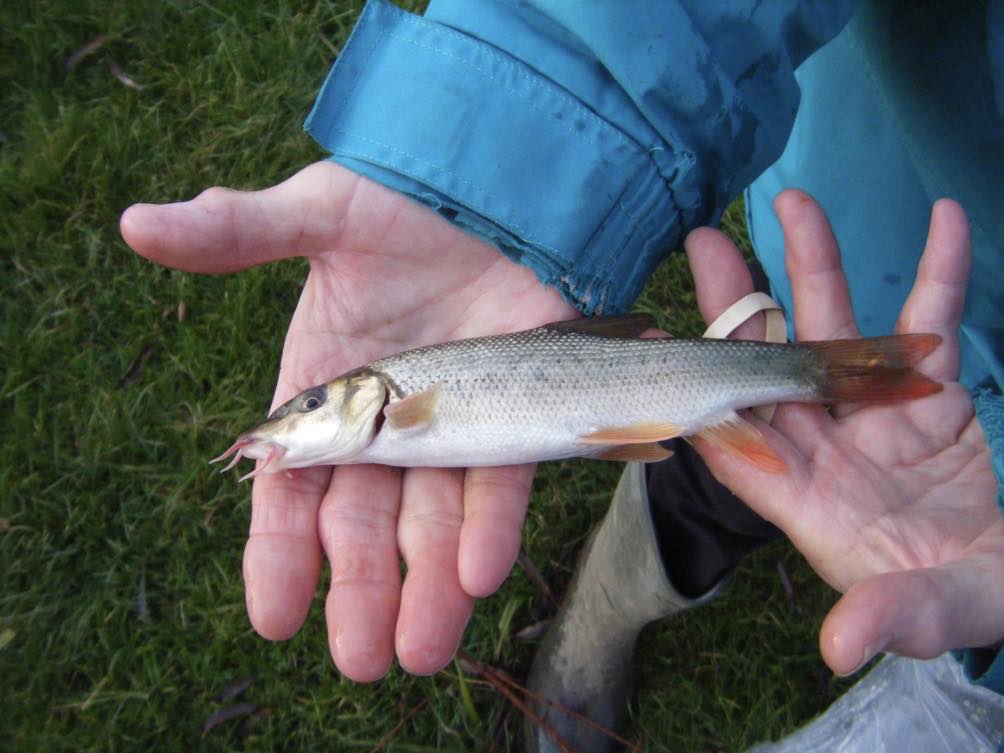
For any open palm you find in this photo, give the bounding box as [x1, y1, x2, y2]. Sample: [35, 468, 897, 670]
[121, 161, 576, 680]
[687, 190, 1002, 674]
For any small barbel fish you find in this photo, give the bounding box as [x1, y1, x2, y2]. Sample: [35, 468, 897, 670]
[211, 315, 942, 480]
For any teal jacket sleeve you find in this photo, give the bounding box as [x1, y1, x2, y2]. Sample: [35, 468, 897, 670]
[304, 0, 854, 314]
[960, 385, 1004, 693]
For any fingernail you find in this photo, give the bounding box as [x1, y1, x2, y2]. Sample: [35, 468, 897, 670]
[837, 634, 892, 677]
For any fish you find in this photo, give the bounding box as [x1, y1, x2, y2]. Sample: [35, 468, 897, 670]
[210, 315, 942, 480]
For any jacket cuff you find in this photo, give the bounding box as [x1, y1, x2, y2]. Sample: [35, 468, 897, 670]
[304, 0, 689, 314]
[954, 385, 1004, 692]
[973, 384, 1004, 515]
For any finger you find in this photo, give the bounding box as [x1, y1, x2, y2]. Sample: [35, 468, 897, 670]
[458, 464, 536, 597]
[775, 189, 859, 341]
[119, 161, 354, 273]
[685, 228, 763, 340]
[763, 402, 833, 458]
[319, 465, 402, 682]
[820, 558, 1004, 676]
[895, 199, 971, 381]
[396, 468, 473, 675]
[690, 427, 802, 526]
[243, 466, 329, 641]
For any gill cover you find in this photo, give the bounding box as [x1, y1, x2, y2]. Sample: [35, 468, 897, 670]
[309, 371, 387, 464]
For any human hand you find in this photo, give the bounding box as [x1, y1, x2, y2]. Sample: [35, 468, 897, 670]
[686, 190, 1002, 675]
[121, 161, 576, 680]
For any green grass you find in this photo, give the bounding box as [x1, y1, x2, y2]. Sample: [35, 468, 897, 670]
[1, 3, 855, 751]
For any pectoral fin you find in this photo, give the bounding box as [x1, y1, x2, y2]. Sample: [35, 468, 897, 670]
[384, 383, 442, 430]
[579, 421, 683, 445]
[695, 412, 786, 473]
[594, 443, 674, 463]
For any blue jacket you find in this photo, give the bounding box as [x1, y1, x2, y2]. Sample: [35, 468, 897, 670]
[305, 0, 1004, 691]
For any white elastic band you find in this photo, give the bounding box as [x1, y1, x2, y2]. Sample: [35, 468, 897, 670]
[702, 292, 787, 423]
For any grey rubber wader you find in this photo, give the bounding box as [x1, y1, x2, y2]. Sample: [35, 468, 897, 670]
[524, 462, 720, 753]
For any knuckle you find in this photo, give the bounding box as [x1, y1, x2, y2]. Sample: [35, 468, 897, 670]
[327, 553, 396, 591]
[249, 496, 318, 538]
[318, 504, 396, 551]
[196, 185, 236, 206]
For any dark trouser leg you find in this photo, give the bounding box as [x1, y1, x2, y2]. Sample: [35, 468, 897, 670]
[648, 438, 783, 599]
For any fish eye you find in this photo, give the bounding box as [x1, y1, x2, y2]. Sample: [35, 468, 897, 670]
[298, 387, 326, 413]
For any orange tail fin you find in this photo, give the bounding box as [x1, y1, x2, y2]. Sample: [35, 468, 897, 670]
[807, 334, 943, 403]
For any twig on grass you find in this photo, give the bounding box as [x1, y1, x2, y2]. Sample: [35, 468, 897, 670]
[109, 61, 145, 90]
[517, 551, 558, 608]
[66, 35, 107, 71]
[202, 703, 257, 737]
[368, 694, 430, 753]
[457, 650, 644, 753]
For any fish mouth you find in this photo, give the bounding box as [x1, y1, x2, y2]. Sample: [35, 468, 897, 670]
[209, 435, 288, 482]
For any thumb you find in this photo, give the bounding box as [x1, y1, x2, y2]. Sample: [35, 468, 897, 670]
[120, 161, 350, 273]
[820, 560, 1004, 676]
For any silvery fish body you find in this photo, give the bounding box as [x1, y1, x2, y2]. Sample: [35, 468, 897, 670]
[211, 317, 941, 479]
[357, 327, 819, 467]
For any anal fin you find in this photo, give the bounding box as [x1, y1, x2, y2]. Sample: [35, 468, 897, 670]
[384, 383, 442, 430]
[579, 421, 684, 445]
[696, 412, 785, 473]
[594, 443, 673, 463]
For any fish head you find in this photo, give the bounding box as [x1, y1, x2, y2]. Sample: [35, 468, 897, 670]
[212, 371, 386, 478]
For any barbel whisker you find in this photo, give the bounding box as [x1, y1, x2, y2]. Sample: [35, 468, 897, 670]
[237, 445, 286, 483]
[218, 448, 244, 473]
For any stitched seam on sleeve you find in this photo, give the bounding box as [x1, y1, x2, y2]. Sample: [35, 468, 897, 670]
[331, 143, 559, 245]
[384, 32, 637, 151]
[391, 9, 652, 151]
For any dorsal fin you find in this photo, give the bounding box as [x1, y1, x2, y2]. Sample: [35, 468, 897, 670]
[544, 314, 656, 339]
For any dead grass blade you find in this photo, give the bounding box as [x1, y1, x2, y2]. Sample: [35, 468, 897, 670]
[109, 61, 146, 90]
[776, 560, 803, 616]
[517, 551, 558, 607]
[216, 676, 255, 703]
[66, 35, 106, 71]
[202, 703, 257, 737]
